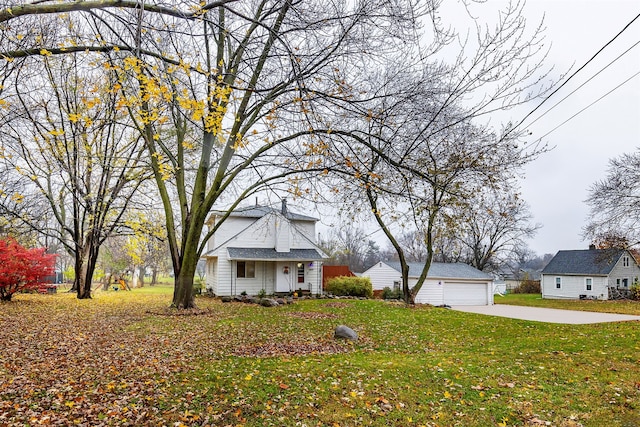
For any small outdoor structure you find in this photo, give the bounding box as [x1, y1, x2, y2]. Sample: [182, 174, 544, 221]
[362, 261, 494, 306]
[541, 247, 640, 300]
[201, 200, 326, 296]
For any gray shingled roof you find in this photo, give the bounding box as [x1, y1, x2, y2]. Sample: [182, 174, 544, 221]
[227, 247, 325, 260]
[541, 249, 625, 275]
[211, 205, 317, 222]
[385, 261, 492, 280]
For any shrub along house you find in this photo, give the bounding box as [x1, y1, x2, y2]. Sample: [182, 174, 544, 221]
[201, 200, 326, 296]
[363, 261, 494, 305]
[541, 246, 640, 300]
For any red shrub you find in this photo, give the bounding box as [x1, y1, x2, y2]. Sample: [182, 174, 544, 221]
[0, 238, 57, 301]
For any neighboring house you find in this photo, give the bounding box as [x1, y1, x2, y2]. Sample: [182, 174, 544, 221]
[363, 261, 494, 305]
[201, 200, 326, 296]
[541, 247, 640, 300]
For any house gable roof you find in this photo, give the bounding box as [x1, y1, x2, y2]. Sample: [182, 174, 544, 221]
[384, 261, 492, 280]
[211, 205, 318, 222]
[203, 206, 325, 258]
[541, 249, 627, 276]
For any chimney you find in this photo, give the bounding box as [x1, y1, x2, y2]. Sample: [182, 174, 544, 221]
[281, 198, 288, 215]
[589, 244, 596, 250]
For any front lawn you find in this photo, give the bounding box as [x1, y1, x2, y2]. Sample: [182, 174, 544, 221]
[497, 293, 640, 315]
[1, 290, 638, 426]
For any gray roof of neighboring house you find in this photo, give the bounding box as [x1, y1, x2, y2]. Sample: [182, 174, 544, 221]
[385, 261, 493, 280]
[227, 247, 325, 261]
[541, 249, 626, 276]
[211, 205, 318, 222]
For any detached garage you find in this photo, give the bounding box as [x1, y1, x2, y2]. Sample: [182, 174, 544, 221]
[363, 261, 494, 306]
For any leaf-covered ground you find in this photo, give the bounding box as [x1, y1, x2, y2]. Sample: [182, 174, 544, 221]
[1, 288, 639, 426]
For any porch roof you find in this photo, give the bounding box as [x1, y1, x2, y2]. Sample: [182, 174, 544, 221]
[227, 247, 325, 261]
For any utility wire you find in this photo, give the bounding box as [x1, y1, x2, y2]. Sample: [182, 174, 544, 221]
[511, 11, 640, 136]
[533, 69, 640, 142]
[523, 40, 640, 129]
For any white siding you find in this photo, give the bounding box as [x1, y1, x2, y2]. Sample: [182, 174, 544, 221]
[363, 263, 402, 291]
[291, 221, 316, 246]
[205, 258, 218, 294]
[414, 280, 445, 305]
[609, 252, 640, 289]
[541, 274, 608, 300]
[274, 217, 291, 252]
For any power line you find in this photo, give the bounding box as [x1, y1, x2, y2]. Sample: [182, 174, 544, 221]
[533, 69, 640, 142]
[523, 40, 640, 129]
[513, 11, 640, 135]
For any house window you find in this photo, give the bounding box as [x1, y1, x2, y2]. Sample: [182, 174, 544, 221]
[555, 277, 561, 289]
[622, 278, 629, 288]
[297, 263, 305, 284]
[393, 281, 400, 291]
[585, 278, 592, 291]
[237, 261, 255, 278]
[623, 256, 630, 267]
[616, 278, 621, 286]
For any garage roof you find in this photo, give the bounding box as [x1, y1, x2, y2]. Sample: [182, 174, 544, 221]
[386, 261, 492, 280]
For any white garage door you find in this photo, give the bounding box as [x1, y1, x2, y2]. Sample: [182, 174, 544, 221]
[444, 282, 488, 305]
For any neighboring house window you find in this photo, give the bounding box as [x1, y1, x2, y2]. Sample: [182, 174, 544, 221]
[237, 261, 255, 278]
[585, 278, 592, 291]
[616, 278, 621, 287]
[393, 281, 400, 291]
[555, 277, 561, 289]
[622, 256, 630, 267]
[297, 263, 305, 283]
[622, 278, 629, 288]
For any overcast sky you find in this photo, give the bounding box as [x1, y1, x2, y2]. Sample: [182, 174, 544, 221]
[511, 0, 640, 255]
[313, 0, 640, 257]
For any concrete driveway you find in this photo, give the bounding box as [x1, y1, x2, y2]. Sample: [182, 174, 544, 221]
[452, 304, 640, 324]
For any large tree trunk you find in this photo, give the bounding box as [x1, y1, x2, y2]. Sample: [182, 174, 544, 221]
[75, 242, 100, 299]
[172, 258, 197, 309]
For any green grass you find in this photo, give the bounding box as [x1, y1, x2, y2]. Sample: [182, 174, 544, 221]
[497, 293, 640, 315]
[1, 291, 639, 426]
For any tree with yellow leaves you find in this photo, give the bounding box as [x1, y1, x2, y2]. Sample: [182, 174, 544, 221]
[0, 51, 148, 299]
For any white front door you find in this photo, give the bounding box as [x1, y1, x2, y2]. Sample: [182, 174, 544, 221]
[275, 262, 293, 293]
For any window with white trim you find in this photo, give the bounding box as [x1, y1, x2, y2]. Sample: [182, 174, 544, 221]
[622, 256, 630, 267]
[555, 277, 561, 289]
[585, 278, 592, 291]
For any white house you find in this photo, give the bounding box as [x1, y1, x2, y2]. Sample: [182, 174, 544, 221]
[363, 261, 494, 305]
[541, 248, 640, 300]
[201, 200, 326, 296]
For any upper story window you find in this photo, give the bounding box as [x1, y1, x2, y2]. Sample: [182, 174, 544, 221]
[237, 261, 255, 278]
[585, 278, 592, 291]
[622, 256, 630, 267]
[555, 277, 561, 289]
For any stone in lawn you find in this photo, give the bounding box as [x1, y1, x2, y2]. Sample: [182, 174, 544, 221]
[260, 298, 279, 307]
[334, 325, 358, 341]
